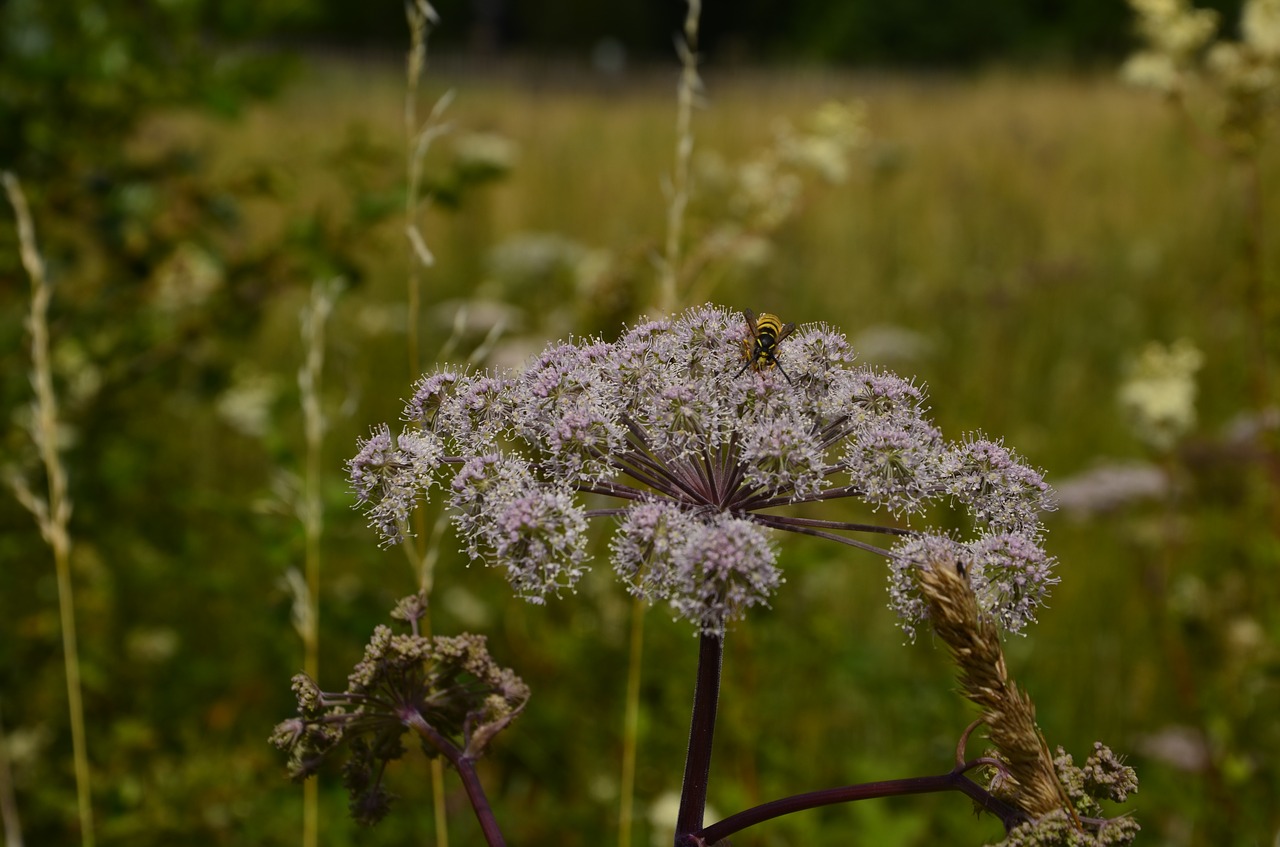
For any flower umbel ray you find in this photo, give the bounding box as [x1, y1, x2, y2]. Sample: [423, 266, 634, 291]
[350, 304, 1056, 635]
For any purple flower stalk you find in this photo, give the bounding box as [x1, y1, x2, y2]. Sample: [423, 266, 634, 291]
[350, 303, 1057, 636]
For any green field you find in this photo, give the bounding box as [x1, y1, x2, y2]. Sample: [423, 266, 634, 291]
[4, 53, 1279, 846]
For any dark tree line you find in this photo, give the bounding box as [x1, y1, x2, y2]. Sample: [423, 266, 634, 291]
[288, 0, 1246, 67]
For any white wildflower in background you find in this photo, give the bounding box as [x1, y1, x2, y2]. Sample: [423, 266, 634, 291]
[1, 724, 51, 773]
[649, 791, 718, 847]
[1125, 0, 1280, 146]
[52, 338, 102, 407]
[1122, 0, 1216, 92]
[349, 304, 1056, 637]
[1208, 0, 1280, 94]
[430, 298, 523, 340]
[453, 130, 519, 179]
[1118, 338, 1204, 451]
[1223, 405, 1280, 446]
[851, 324, 934, 367]
[354, 301, 408, 336]
[124, 627, 181, 663]
[1126, 0, 1219, 68]
[732, 158, 802, 230]
[482, 232, 593, 338]
[700, 226, 775, 272]
[1121, 51, 1183, 91]
[571, 246, 616, 296]
[810, 100, 868, 146]
[699, 100, 867, 234]
[487, 232, 588, 290]
[1206, 40, 1278, 95]
[217, 367, 280, 438]
[440, 584, 493, 629]
[778, 100, 868, 184]
[1243, 0, 1280, 57]
[1136, 725, 1212, 772]
[149, 241, 223, 314]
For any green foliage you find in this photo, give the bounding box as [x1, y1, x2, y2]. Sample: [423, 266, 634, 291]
[0, 0, 311, 444]
[0, 0, 303, 174]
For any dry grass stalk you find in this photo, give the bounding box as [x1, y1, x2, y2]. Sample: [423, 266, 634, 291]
[4, 172, 95, 847]
[919, 554, 1070, 820]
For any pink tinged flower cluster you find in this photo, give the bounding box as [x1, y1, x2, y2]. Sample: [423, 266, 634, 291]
[348, 304, 1056, 636]
[611, 502, 781, 631]
[348, 425, 445, 545]
[887, 530, 1059, 641]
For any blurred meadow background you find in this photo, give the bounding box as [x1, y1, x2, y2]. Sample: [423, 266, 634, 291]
[3, 1, 1279, 845]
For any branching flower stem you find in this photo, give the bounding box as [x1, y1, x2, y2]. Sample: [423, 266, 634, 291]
[689, 764, 1029, 846]
[581, 418, 913, 553]
[745, 515, 895, 557]
[405, 714, 507, 847]
[671, 638, 1028, 847]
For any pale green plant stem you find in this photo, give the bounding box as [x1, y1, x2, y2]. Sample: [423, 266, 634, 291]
[4, 173, 94, 847]
[409, 512, 450, 597]
[403, 0, 453, 587]
[404, 5, 451, 845]
[658, 0, 702, 313]
[298, 278, 339, 847]
[0, 708, 24, 847]
[1239, 152, 1270, 411]
[616, 597, 647, 847]
[405, 0, 431, 381]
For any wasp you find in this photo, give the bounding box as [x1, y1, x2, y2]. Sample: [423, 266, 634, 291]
[735, 308, 796, 384]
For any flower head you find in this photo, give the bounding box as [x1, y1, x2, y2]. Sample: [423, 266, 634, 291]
[270, 595, 529, 825]
[986, 744, 1141, 847]
[350, 304, 1055, 636]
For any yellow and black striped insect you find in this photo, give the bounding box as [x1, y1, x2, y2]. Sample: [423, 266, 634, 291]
[735, 308, 796, 384]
